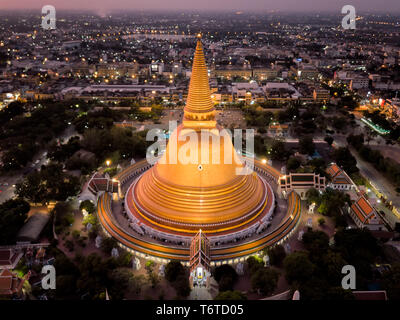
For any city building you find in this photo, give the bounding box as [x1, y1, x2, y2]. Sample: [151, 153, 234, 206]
[278, 173, 326, 199]
[350, 77, 370, 90]
[313, 87, 330, 102]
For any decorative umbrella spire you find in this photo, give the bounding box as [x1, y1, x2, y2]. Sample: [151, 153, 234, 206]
[183, 33, 216, 128]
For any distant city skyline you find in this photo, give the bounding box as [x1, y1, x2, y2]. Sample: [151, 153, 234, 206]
[1, 0, 400, 13]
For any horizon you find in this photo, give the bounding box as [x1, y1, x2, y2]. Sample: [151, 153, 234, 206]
[1, 0, 400, 14]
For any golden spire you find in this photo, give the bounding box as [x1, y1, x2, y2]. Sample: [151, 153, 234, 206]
[183, 34, 216, 128]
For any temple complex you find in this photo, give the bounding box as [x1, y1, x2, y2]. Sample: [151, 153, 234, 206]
[96, 35, 302, 265]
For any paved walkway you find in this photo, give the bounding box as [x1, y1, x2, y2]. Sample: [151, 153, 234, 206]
[189, 286, 213, 300]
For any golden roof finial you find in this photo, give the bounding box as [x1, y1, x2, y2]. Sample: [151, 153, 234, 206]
[183, 35, 215, 126]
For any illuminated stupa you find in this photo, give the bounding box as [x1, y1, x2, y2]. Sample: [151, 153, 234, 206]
[127, 35, 269, 235]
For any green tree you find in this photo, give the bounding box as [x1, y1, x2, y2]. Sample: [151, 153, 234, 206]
[165, 260, 186, 282]
[80, 200, 96, 214]
[270, 140, 287, 161]
[16, 163, 80, 204]
[164, 260, 190, 297]
[283, 252, 315, 284]
[286, 157, 301, 172]
[214, 264, 238, 291]
[246, 256, 264, 274]
[302, 230, 330, 263]
[299, 136, 315, 155]
[382, 263, 400, 300]
[267, 245, 287, 267]
[331, 147, 358, 175]
[100, 237, 118, 254]
[215, 290, 247, 300]
[322, 250, 348, 285]
[250, 268, 280, 295]
[0, 199, 30, 244]
[334, 229, 381, 279]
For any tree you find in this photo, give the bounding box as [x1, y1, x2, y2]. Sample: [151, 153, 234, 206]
[53, 202, 74, 234]
[331, 147, 358, 175]
[174, 274, 191, 297]
[324, 135, 334, 146]
[100, 237, 118, 254]
[48, 136, 81, 163]
[334, 229, 381, 278]
[215, 290, 247, 300]
[307, 158, 327, 176]
[250, 268, 280, 295]
[299, 136, 315, 155]
[246, 256, 264, 274]
[80, 200, 95, 214]
[0, 198, 30, 244]
[16, 163, 80, 204]
[267, 245, 287, 267]
[56, 274, 78, 297]
[382, 263, 400, 300]
[286, 157, 301, 172]
[270, 140, 287, 161]
[306, 188, 321, 205]
[302, 230, 330, 265]
[1, 144, 36, 171]
[214, 264, 238, 291]
[145, 260, 159, 288]
[322, 250, 348, 285]
[165, 260, 186, 282]
[316, 188, 351, 228]
[302, 230, 329, 249]
[164, 261, 190, 298]
[347, 134, 364, 149]
[254, 135, 267, 155]
[283, 252, 315, 284]
[0, 101, 25, 124]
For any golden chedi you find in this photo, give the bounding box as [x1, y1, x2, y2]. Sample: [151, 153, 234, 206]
[130, 35, 267, 234]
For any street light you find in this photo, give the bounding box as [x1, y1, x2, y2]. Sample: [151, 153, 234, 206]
[106, 160, 111, 167]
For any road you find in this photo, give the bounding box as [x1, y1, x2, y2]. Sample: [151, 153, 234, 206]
[332, 132, 400, 225]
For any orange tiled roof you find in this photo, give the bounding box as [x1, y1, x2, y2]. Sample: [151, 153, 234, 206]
[351, 196, 375, 224]
[326, 163, 341, 178]
[327, 163, 352, 185]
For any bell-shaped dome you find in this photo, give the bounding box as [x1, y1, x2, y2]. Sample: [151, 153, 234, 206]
[130, 36, 268, 233]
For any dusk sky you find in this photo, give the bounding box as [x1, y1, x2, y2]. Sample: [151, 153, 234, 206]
[1, 0, 400, 13]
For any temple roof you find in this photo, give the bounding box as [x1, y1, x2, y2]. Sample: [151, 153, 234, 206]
[351, 195, 381, 225]
[326, 163, 353, 185]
